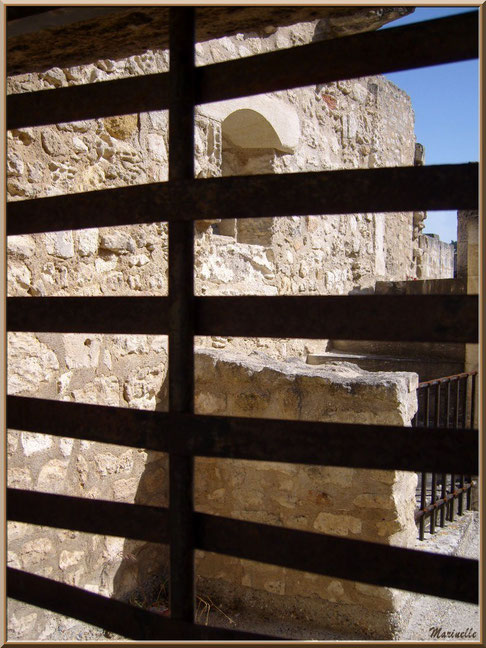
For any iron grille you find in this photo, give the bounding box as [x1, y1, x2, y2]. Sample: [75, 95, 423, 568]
[6, 7, 479, 641]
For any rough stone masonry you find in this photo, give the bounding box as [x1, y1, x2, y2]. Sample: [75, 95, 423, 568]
[6, 10, 456, 641]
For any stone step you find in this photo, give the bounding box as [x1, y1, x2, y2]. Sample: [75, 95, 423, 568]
[306, 352, 463, 382]
[328, 339, 465, 363]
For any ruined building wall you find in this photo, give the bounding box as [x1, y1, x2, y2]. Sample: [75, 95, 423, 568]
[8, 22, 431, 640]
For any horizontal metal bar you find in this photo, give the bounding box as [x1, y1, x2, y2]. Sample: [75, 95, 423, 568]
[7, 489, 170, 544]
[196, 295, 478, 344]
[7, 294, 478, 343]
[199, 11, 478, 104]
[7, 12, 477, 129]
[7, 396, 169, 452]
[415, 484, 472, 520]
[7, 397, 478, 474]
[418, 370, 478, 388]
[7, 568, 273, 640]
[7, 72, 170, 131]
[7, 296, 169, 334]
[7, 164, 478, 236]
[194, 514, 478, 604]
[7, 492, 478, 603]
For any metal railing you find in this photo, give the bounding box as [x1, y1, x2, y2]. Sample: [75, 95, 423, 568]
[6, 7, 479, 640]
[413, 371, 478, 540]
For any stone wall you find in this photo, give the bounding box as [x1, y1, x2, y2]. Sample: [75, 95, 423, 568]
[7, 17, 442, 641]
[8, 348, 418, 640]
[415, 233, 455, 280]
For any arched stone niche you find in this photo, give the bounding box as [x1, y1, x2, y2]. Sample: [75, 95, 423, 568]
[200, 97, 300, 244]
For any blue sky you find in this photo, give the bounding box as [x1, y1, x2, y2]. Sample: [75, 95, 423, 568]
[380, 6, 479, 243]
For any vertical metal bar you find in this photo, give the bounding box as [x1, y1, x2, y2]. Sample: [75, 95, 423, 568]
[430, 381, 444, 528]
[430, 472, 437, 534]
[419, 472, 427, 540]
[446, 381, 451, 428]
[168, 7, 196, 624]
[458, 377, 467, 515]
[467, 373, 476, 509]
[425, 384, 431, 428]
[469, 373, 476, 429]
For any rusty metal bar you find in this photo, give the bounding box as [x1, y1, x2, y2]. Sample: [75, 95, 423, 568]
[7, 489, 170, 544]
[7, 294, 479, 344]
[7, 396, 479, 475]
[7, 396, 169, 452]
[419, 472, 427, 541]
[430, 472, 438, 534]
[6, 493, 478, 603]
[467, 373, 477, 510]
[458, 376, 468, 515]
[7, 12, 478, 130]
[194, 513, 478, 603]
[440, 472, 447, 527]
[7, 568, 273, 641]
[417, 370, 478, 388]
[7, 73, 170, 131]
[168, 7, 196, 624]
[199, 11, 478, 105]
[415, 484, 472, 521]
[196, 295, 478, 344]
[6, 296, 169, 334]
[429, 383, 441, 533]
[7, 163, 479, 236]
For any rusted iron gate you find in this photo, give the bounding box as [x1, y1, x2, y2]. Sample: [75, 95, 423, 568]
[6, 7, 479, 641]
[413, 371, 478, 540]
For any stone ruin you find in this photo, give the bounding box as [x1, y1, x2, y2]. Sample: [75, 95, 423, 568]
[6, 11, 462, 641]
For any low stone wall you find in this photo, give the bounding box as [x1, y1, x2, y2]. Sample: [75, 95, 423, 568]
[8, 348, 418, 640]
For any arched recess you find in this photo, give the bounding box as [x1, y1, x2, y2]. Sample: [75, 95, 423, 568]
[203, 97, 300, 244]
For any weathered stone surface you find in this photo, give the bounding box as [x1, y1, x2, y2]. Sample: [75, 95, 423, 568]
[7, 333, 59, 395]
[59, 550, 85, 571]
[7, 235, 36, 258]
[21, 431, 53, 457]
[6, 9, 463, 640]
[8, 467, 33, 489]
[21, 538, 53, 568]
[64, 334, 102, 369]
[36, 459, 69, 493]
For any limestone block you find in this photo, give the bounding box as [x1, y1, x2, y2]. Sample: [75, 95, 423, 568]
[64, 334, 102, 369]
[44, 231, 75, 258]
[7, 551, 21, 569]
[111, 478, 140, 503]
[8, 612, 38, 639]
[41, 129, 69, 156]
[7, 333, 59, 395]
[111, 334, 150, 356]
[7, 234, 36, 258]
[8, 467, 33, 489]
[21, 538, 53, 568]
[99, 231, 136, 254]
[71, 376, 120, 406]
[313, 512, 362, 536]
[104, 114, 138, 140]
[7, 430, 19, 455]
[8, 521, 31, 541]
[8, 261, 32, 295]
[94, 451, 134, 476]
[36, 459, 69, 493]
[123, 366, 165, 410]
[59, 550, 84, 571]
[20, 431, 53, 457]
[59, 438, 74, 457]
[76, 228, 99, 256]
